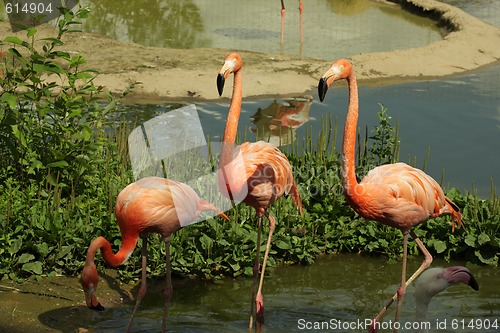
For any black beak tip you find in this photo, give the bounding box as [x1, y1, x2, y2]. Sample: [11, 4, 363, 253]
[469, 275, 479, 291]
[318, 77, 329, 102]
[217, 74, 225, 96]
[90, 302, 105, 311]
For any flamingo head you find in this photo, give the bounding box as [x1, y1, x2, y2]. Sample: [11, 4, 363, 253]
[440, 266, 479, 291]
[217, 52, 243, 96]
[416, 266, 479, 302]
[81, 262, 105, 311]
[318, 58, 353, 102]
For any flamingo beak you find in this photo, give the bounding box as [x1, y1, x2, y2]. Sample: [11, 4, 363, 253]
[217, 73, 226, 96]
[219, 211, 230, 221]
[443, 266, 479, 291]
[318, 77, 329, 102]
[88, 294, 105, 311]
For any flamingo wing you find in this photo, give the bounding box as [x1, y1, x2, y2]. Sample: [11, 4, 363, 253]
[219, 141, 301, 212]
[354, 163, 459, 230]
[116, 177, 205, 236]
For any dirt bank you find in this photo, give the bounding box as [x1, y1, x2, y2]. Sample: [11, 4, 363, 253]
[1, 0, 499, 102]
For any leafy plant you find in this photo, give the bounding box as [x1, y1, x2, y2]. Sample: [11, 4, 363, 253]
[0, 5, 114, 197]
[0, 12, 497, 284]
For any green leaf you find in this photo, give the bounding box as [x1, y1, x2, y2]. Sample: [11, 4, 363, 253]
[46, 160, 69, 168]
[9, 238, 22, 256]
[10, 125, 26, 147]
[433, 240, 447, 253]
[26, 27, 37, 38]
[477, 233, 490, 246]
[4, 36, 28, 47]
[35, 243, 50, 256]
[275, 239, 292, 250]
[229, 262, 240, 271]
[464, 234, 476, 247]
[475, 250, 498, 265]
[58, 246, 72, 259]
[22, 261, 43, 275]
[17, 253, 35, 264]
[1, 92, 18, 108]
[199, 234, 213, 250]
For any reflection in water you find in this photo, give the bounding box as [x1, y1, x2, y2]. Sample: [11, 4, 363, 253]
[77, 255, 498, 332]
[79, 0, 442, 61]
[250, 96, 312, 146]
[82, 0, 207, 48]
[326, 0, 371, 15]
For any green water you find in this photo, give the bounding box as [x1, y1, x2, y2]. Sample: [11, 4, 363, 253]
[79, 0, 443, 60]
[73, 254, 498, 332]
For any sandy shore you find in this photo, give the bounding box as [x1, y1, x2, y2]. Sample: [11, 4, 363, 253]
[1, 0, 499, 102]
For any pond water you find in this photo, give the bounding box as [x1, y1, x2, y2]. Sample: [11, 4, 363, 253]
[98, 0, 498, 198]
[79, 0, 443, 60]
[118, 60, 500, 198]
[58, 255, 498, 332]
[439, 0, 500, 27]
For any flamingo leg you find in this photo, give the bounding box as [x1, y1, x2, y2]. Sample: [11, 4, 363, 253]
[298, 0, 303, 44]
[368, 230, 433, 333]
[249, 214, 263, 330]
[126, 233, 148, 333]
[393, 231, 410, 332]
[255, 211, 276, 325]
[162, 236, 173, 333]
[280, 0, 285, 45]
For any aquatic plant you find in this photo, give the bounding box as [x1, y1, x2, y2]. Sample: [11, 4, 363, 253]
[0, 5, 498, 284]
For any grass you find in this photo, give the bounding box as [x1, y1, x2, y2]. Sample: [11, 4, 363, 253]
[1, 101, 499, 284]
[0, 4, 498, 284]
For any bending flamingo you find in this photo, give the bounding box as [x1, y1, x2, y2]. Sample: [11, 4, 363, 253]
[216, 52, 303, 328]
[81, 176, 229, 333]
[280, 0, 304, 45]
[415, 266, 478, 324]
[317, 59, 462, 332]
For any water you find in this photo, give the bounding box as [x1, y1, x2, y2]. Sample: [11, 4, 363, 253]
[118, 60, 500, 198]
[77, 255, 499, 332]
[79, 0, 443, 60]
[439, 0, 500, 27]
[79, 0, 498, 197]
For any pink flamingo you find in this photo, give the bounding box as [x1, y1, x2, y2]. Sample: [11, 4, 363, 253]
[81, 176, 229, 333]
[216, 52, 303, 329]
[280, 0, 304, 45]
[415, 266, 478, 323]
[317, 59, 462, 332]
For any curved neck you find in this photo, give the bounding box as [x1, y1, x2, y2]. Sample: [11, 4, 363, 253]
[220, 69, 242, 167]
[342, 73, 359, 195]
[85, 235, 138, 268]
[415, 301, 429, 322]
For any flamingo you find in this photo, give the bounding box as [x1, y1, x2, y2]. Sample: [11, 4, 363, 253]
[216, 52, 303, 329]
[317, 59, 462, 332]
[81, 176, 229, 333]
[415, 266, 478, 325]
[280, 0, 304, 45]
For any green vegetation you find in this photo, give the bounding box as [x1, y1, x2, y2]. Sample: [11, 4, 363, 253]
[0, 5, 498, 285]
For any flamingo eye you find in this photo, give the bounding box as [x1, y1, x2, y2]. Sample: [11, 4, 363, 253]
[225, 58, 237, 72]
[333, 65, 344, 76]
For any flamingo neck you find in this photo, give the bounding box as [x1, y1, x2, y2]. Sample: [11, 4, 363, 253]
[85, 235, 138, 268]
[415, 299, 430, 323]
[342, 72, 360, 198]
[220, 69, 242, 168]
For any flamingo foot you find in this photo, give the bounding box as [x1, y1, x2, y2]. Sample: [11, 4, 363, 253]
[368, 319, 379, 333]
[255, 293, 264, 323]
[89, 302, 105, 311]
